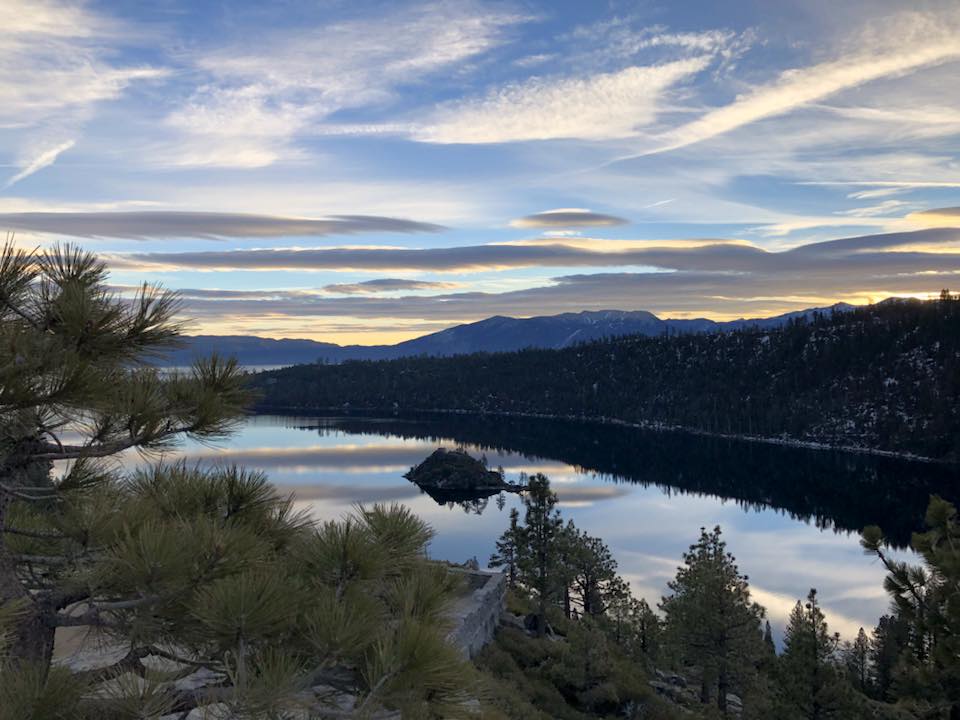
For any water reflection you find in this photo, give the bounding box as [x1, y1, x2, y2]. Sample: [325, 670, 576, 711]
[294, 413, 960, 548]
[151, 413, 960, 643]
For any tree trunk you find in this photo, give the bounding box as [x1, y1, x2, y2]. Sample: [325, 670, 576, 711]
[717, 661, 729, 716]
[0, 502, 56, 670]
[0, 439, 57, 672]
[537, 591, 547, 638]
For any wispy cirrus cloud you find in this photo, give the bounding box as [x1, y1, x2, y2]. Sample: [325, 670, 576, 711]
[163, 1, 531, 166]
[620, 10, 960, 158]
[5, 139, 75, 188]
[411, 57, 710, 143]
[0, 0, 167, 190]
[510, 209, 629, 228]
[0, 211, 444, 240]
[0, 0, 167, 127]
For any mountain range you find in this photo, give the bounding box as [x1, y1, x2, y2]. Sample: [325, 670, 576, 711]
[162, 304, 855, 366]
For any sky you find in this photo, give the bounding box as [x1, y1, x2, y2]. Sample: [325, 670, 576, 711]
[2, 0, 959, 344]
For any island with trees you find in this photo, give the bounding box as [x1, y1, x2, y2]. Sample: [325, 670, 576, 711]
[404, 447, 525, 504]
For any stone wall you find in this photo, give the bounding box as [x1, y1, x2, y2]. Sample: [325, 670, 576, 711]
[445, 568, 506, 658]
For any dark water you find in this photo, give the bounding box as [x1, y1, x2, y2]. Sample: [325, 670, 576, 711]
[150, 413, 960, 643]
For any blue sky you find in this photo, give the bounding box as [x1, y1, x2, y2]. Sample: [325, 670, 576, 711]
[2, 0, 959, 342]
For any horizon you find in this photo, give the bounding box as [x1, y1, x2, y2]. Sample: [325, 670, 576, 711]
[182, 301, 865, 346]
[3, 0, 959, 343]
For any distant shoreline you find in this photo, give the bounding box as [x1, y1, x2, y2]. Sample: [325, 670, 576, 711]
[251, 404, 947, 465]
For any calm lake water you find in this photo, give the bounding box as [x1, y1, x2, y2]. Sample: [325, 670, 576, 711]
[143, 413, 960, 644]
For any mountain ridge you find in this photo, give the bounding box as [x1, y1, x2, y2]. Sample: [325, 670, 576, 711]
[164, 303, 855, 366]
[250, 297, 960, 461]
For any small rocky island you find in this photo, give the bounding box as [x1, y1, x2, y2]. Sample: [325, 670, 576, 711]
[405, 447, 525, 504]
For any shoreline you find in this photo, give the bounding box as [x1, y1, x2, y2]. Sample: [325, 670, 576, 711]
[252, 404, 948, 465]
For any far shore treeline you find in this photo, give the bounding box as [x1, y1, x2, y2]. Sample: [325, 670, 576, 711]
[252, 294, 960, 462]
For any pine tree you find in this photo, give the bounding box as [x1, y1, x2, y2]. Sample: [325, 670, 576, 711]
[842, 628, 871, 694]
[778, 589, 852, 719]
[870, 614, 909, 701]
[763, 621, 776, 657]
[566, 527, 621, 617]
[0, 244, 477, 718]
[516, 474, 563, 637]
[608, 594, 661, 663]
[489, 507, 521, 588]
[862, 495, 960, 713]
[0, 243, 250, 668]
[661, 525, 765, 715]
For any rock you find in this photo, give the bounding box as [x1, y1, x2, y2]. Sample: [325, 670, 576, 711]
[522, 613, 555, 636]
[649, 680, 692, 707]
[726, 693, 744, 715]
[653, 669, 687, 688]
[500, 611, 526, 630]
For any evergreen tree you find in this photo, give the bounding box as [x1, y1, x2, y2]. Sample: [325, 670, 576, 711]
[763, 620, 776, 657]
[516, 474, 563, 637]
[566, 527, 621, 618]
[863, 495, 960, 714]
[608, 594, 661, 664]
[544, 619, 648, 716]
[661, 525, 765, 715]
[0, 244, 477, 718]
[869, 614, 909, 701]
[0, 243, 249, 668]
[842, 628, 871, 694]
[556, 518, 582, 620]
[778, 589, 852, 719]
[489, 507, 522, 588]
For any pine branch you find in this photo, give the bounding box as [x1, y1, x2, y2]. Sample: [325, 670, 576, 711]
[72, 645, 152, 685]
[33, 424, 200, 460]
[874, 546, 931, 615]
[55, 595, 162, 627]
[13, 553, 71, 566]
[1, 525, 66, 540]
[0, 483, 60, 501]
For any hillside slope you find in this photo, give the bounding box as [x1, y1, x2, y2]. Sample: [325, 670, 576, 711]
[166, 305, 852, 365]
[253, 298, 960, 460]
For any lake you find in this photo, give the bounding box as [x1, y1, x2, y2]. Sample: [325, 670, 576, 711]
[142, 412, 960, 644]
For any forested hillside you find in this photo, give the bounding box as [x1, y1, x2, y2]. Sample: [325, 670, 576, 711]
[254, 295, 960, 460]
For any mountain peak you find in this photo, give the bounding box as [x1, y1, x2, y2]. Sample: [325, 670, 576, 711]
[168, 303, 860, 366]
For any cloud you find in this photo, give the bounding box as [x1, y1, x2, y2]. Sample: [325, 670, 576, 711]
[624, 11, 960, 157]
[109, 227, 960, 273]
[565, 18, 750, 71]
[905, 207, 960, 228]
[0, 211, 444, 240]
[105, 227, 960, 340]
[164, 2, 530, 166]
[5, 139, 75, 187]
[180, 443, 433, 472]
[510, 209, 629, 228]
[412, 57, 710, 143]
[0, 0, 167, 128]
[802, 181, 960, 191]
[321, 278, 462, 294]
